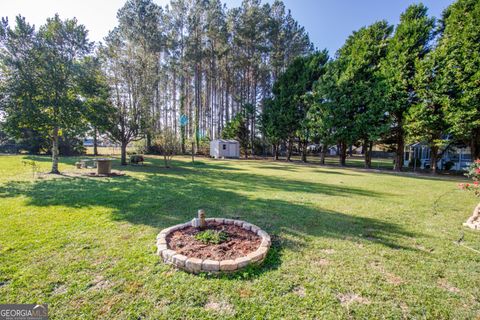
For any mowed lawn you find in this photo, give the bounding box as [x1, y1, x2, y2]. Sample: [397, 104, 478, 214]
[0, 155, 479, 319]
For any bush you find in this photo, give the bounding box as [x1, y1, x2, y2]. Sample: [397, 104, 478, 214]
[459, 160, 480, 196]
[153, 130, 181, 167]
[130, 154, 144, 164]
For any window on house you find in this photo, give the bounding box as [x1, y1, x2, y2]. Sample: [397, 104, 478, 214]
[222, 144, 226, 150]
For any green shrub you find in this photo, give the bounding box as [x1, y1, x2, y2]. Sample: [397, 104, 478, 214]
[194, 230, 229, 245]
[130, 154, 144, 164]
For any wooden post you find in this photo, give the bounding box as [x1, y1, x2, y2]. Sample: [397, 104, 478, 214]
[198, 209, 206, 229]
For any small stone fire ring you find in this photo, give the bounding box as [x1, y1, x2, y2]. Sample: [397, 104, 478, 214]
[156, 216, 271, 274]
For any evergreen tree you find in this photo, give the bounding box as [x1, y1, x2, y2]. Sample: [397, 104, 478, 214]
[381, 4, 435, 171]
[435, 0, 480, 159]
[405, 52, 448, 174]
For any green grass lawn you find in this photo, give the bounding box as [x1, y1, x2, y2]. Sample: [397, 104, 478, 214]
[0, 155, 479, 319]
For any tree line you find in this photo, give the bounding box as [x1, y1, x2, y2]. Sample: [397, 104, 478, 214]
[0, 0, 478, 174]
[261, 0, 480, 173]
[0, 0, 313, 171]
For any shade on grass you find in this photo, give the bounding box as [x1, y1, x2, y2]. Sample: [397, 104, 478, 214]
[0, 155, 479, 319]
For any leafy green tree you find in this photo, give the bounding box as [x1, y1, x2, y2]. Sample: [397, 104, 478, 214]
[313, 22, 392, 167]
[381, 4, 435, 171]
[260, 98, 285, 160]
[307, 82, 336, 165]
[266, 51, 328, 162]
[405, 52, 448, 174]
[344, 21, 392, 168]
[154, 128, 181, 168]
[313, 60, 356, 166]
[435, 0, 480, 159]
[99, 29, 145, 165]
[0, 15, 92, 173]
[222, 107, 250, 159]
[117, 0, 162, 150]
[78, 56, 113, 156]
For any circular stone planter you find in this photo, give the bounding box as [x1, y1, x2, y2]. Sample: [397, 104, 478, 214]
[156, 218, 271, 273]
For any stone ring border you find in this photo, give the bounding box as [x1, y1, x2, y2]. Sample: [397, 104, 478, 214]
[156, 218, 271, 273]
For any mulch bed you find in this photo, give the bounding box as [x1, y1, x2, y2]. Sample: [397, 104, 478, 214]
[167, 222, 261, 260]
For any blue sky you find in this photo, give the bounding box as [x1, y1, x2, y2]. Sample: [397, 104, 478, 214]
[2, 0, 454, 55]
[264, 0, 454, 55]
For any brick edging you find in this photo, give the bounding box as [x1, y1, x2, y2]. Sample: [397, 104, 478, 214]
[156, 218, 271, 273]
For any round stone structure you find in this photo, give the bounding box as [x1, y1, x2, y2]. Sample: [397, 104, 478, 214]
[156, 218, 271, 273]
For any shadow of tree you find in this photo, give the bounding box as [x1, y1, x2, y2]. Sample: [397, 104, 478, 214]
[1, 158, 418, 255]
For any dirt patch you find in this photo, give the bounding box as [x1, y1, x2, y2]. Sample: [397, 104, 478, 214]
[53, 284, 68, 295]
[167, 222, 261, 260]
[337, 293, 370, 306]
[437, 278, 461, 294]
[238, 288, 253, 298]
[204, 298, 235, 316]
[313, 258, 330, 267]
[370, 261, 403, 285]
[292, 286, 306, 297]
[88, 275, 112, 291]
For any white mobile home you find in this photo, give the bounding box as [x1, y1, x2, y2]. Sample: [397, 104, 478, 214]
[210, 139, 240, 159]
[404, 143, 472, 171]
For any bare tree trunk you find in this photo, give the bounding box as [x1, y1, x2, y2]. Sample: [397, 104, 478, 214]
[51, 126, 60, 174]
[364, 140, 373, 169]
[301, 140, 307, 163]
[394, 124, 404, 171]
[146, 133, 152, 154]
[173, 68, 177, 137]
[430, 145, 438, 174]
[471, 128, 480, 160]
[164, 155, 169, 168]
[320, 144, 327, 165]
[287, 139, 293, 162]
[121, 140, 128, 166]
[273, 144, 279, 160]
[339, 142, 347, 167]
[93, 128, 98, 156]
[191, 142, 195, 163]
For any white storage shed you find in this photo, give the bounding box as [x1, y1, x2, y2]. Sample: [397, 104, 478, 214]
[210, 139, 240, 159]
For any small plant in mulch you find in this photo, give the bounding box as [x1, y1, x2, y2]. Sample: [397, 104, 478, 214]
[194, 229, 229, 245]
